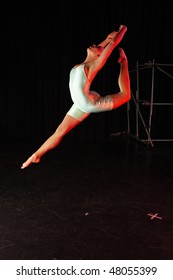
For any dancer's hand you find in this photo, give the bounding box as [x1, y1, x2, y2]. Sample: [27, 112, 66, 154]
[106, 31, 117, 41]
[111, 25, 127, 44]
[118, 47, 128, 63]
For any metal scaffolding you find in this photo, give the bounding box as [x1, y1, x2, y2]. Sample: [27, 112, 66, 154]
[127, 60, 173, 147]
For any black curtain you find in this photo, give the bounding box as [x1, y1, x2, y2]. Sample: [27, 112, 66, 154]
[1, 0, 173, 140]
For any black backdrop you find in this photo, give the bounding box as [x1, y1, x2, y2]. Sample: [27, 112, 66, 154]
[1, 0, 173, 140]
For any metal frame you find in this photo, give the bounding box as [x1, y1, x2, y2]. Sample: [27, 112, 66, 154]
[127, 60, 173, 147]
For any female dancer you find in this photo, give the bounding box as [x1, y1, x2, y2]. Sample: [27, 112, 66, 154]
[21, 25, 130, 169]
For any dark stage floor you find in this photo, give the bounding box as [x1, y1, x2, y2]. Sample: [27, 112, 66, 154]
[0, 134, 173, 260]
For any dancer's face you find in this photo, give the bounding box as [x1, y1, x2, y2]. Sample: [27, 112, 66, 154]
[88, 45, 104, 56]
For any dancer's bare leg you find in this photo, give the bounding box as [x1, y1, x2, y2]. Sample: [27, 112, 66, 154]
[21, 114, 83, 169]
[111, 47, 131, 108]
[114, 25, 128, 46]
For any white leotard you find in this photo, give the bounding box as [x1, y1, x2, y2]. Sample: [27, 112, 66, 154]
[67, 64, 114, 121]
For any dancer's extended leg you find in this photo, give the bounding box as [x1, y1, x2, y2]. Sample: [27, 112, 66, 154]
[21, 113, 88, 169]
[111, 47, 131, 108]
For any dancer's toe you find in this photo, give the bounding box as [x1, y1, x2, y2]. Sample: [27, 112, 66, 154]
[21, 154, 40, 169]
